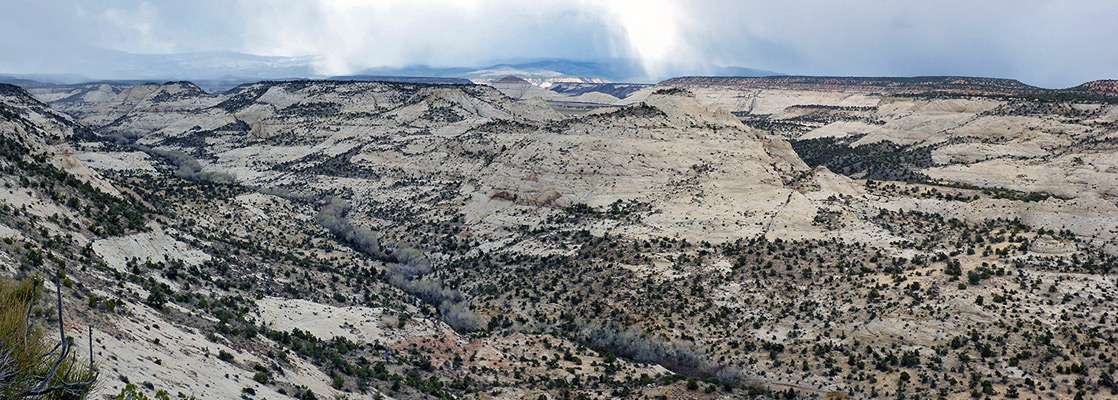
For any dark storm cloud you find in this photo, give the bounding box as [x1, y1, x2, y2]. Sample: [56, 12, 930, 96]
[675, 0, 1118, 87]
[0, 0, 1113, 87]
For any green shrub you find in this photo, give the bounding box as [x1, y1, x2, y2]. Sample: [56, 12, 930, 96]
[253, 371, 270, 384]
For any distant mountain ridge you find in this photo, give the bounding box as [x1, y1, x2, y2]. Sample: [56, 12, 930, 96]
[661, 76, 1039, 94]
[353, 59, 644, 83]
[2, 55, 779, 93]
[328, 75, 474, 85]
[1066, 80, 1118, 98]
[357, 59, 781, 85]
[1, 51, 781, 88]
[661, 76, 1118, 102]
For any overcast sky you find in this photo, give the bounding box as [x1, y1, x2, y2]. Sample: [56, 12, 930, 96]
[1, 0, 1114, 87]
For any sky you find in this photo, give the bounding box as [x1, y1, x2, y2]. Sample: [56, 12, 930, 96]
[0, 0, 1115, 88]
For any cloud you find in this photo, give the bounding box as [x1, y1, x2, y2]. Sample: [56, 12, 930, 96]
[0, 0, 1114, 87]
[238, 0, 624, 75]
[660, 0, 1118, 87]
[601, 0, 695, 77]
[95, 2, 177, 53]
[0, 0, 244, 75]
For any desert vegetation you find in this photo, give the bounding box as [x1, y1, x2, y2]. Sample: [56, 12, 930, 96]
[3, 76, 1118, 399]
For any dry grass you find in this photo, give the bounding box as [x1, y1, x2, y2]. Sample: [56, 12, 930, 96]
[0, 277, 96, 399]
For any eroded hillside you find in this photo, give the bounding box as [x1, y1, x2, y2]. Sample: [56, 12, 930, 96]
[4, 78, 1118, 400]
[653, 79, 1118, 255]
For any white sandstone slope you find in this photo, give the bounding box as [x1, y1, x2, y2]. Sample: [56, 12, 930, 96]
[42, 81, 861, 245]
[1, 84, 389, 400]
[39, 78, 1118, 255]
[0, 84, 121, 196]
[7, 77, 1118, 399]
[461, 93, 823, 242]
[649, 80, 1118, 253]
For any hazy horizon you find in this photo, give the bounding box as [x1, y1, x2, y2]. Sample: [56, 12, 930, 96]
[1, 0, 1116, 88]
